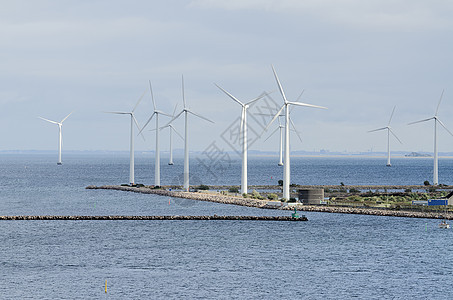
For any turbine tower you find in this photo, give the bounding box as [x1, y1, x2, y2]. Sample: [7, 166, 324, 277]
[106, 90, 146, 185]
[160, 105, 183, 165]
[139, 81, 171, 187]
[265, 66, 327, 200]
[215, 84, 264, 195]
[38, 112, 73, 165]
[166, 75, 214, 191]
[368, 106, 402, 166]
[408, 90, 453, 185]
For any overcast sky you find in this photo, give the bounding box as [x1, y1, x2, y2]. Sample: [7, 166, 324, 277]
[1, 0, 453, 155]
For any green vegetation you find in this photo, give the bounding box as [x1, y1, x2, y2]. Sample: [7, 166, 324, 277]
[228, 186, 239, 193]
[424, 180, 430, 186]
[250, 190, 264, 200]
[267, 193, 278, 200]
[278, 180, 283, 186]
[196, 184, 210, 191]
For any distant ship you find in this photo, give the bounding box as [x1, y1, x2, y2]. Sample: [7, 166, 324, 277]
[405, 152, 432, 157]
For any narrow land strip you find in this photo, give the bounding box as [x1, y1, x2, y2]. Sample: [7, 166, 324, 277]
[0, 215, 306, 221]
[86, 185, 453, 220]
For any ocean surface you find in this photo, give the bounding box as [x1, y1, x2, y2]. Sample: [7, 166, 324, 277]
[1, 153, 453, 299]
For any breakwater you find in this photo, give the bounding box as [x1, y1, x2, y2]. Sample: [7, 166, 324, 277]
[87, 185, 452, 220]
[0, 215, 306, 221]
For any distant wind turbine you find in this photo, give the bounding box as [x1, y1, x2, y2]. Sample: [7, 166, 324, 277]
[264, 66, 327, 200]
[165, 75, 214, 191]
[160, 104, 183, 165]
[38, 112, 73, 165]
[215, 83, 264, 195]
[368, 106, 402, 166]
[408, 90, 453, 185]
[139, 81, 171, 187]
[106, 90, 146, 185]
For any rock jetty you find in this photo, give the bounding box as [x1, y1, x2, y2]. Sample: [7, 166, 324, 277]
[86, 185, 453, 220]
[0, 215, 306, 221]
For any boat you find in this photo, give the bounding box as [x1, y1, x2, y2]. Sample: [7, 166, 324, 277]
[439, 220, 450, 229]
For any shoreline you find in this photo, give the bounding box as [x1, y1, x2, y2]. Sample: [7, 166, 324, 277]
[87, 185, 452, 220]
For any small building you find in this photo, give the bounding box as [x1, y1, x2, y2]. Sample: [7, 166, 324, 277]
[428, 199, 450, 206]
[412, 200, 428, 206]
[299, 189, 324, 205]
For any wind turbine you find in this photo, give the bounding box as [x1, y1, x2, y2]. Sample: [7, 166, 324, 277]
[215, 84, 264, 195]
[264, 116, 285, 166]
[264, 66, 327, 200]
[408, 90, 453, 185]
[262, 93, 304, 166]
[139, 81, 171, 187]
[38, 112, 73, 165]
[160, 104, 183, 165]
[368, 106, 402, 166]
[165, 75, 214, 191]
[106, 90, 146, 185]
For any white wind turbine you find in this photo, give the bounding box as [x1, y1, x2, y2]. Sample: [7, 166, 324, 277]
[262, 93, 304, 166]
[38, 112, 73, 165]
[139, 81, 171, 187]
[159, 104, 184, 165]
[368, 106, 402, 167]
[265, 66, 327, 200]
[165, 75, 214, 191]
[215, 84, 264, 195]
[408, 90, 453, 185]
[106, 89, 146, 185]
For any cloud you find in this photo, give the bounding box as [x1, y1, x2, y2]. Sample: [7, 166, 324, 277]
[191, 0, 453, 31]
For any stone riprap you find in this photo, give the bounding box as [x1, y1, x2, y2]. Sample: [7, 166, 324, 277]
[0, 215, 306, 221]
[86, 185, 452, 220]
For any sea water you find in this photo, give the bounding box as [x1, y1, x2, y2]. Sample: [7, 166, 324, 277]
[0, 153, 452, 299]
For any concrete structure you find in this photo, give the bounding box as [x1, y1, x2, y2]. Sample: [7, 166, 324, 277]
[299, 189, 325, 205]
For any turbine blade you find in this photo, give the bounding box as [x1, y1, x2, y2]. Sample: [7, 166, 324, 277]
[171, 125, 184, 140]
[263, 126, 280, 142]
[187, 109, 214, 123]
[271, 65, 288, 104]
[214, 83, 244, 107]
[245, 93, 266, 106]
[388, 106, 396, 126]
[435, 89, 445, 116]
[389, 128, 403, 144]
[295, 89, 305, 102]
[38, 117, 58, 124]
[437, 118, 453, 137]
[172, 103, 178, 117]
[104, 111, 131, 115]
[263, 104, 285, 133]
[132, 88, 148, 113]
[368, 127, 387, 133]
[155, 111, 173, 118]
[138, 112, 156, 135]
[133, 115, 146, 141]
[181, 75, 186, 109]
[148, 80, 156, 111]
[60, 111, 73, 123]
[163, 110, 184, 128]
[287, 101, 327, 110]
[290, 117, 303, 142]
[408, 117, 434, 125]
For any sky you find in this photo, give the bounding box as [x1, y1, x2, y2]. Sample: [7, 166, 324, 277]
[1, 0, 453, 155]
